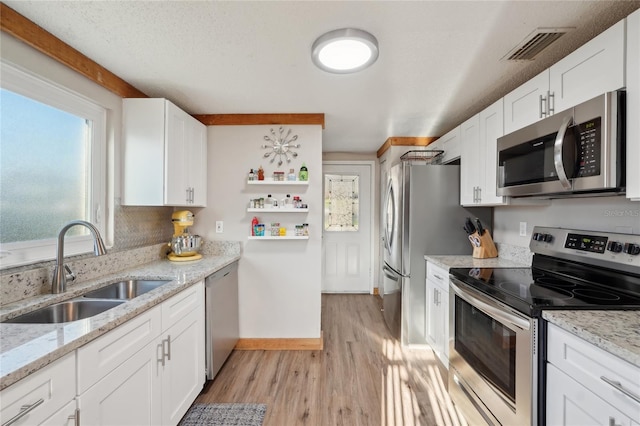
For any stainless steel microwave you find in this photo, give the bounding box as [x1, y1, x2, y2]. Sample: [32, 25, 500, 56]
[497, 91, 625, 197]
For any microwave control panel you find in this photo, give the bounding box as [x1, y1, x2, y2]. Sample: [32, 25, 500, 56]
[575, 117, 601, 178]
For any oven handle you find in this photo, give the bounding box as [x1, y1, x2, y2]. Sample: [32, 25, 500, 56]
[450, 277, 530, 331]
[553, 115, 574, 190]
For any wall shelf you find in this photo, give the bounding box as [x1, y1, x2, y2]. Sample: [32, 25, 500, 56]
[248, 236, 309, 240]
[247, 208, 309, 213]
[247, 180, 308, 186]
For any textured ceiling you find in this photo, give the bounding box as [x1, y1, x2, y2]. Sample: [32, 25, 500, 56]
[4, 0, 640, 153]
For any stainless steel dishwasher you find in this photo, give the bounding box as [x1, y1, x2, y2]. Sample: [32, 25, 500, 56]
[204, 261, 239, 380]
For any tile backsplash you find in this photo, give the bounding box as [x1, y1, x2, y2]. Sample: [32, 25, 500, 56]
[1, 201, 175, 305]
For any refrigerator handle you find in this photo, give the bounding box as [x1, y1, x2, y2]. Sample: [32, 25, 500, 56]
[382, 264, 400, 281]
[383, 180, 394, 254]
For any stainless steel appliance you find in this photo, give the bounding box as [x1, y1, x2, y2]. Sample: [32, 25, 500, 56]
[497, 91, 625, 198]
[205, 261, 239, 380]
[448, 226, 640, 425]
[382, 152, 492, 345]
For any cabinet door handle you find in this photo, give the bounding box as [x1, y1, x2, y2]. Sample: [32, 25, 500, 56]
[2, 398, 44, 426]
[539, 94, 547, 118]
[164, 335, 172, 362]
[548, 91, 555, 115]
[477, 187, 482, 203]
[68, 408, 80, 426]
[433, 274, 444, 281]
[601, 376, 640, 404]
[608, 417, 622, 426]
[186, 188, 190, 204]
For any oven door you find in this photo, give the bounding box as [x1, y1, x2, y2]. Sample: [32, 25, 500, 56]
[449, 277, 537, 426]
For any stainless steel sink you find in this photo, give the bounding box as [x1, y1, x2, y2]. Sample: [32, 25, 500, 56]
[82, 279, 171, 300]
[3, 299, 125, 324]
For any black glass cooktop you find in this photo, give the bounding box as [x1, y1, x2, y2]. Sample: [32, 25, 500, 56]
[450, 255, 640, 317]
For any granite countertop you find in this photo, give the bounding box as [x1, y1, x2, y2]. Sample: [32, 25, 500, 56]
[424, 255, 529, 270]
[543, 310, 640, 368]
[0, 254, 240, 390]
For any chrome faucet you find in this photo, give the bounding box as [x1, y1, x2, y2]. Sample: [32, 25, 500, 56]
[52, 220, 107, 294]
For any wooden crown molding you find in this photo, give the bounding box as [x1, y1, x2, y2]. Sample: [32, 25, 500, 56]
[194, 113, 325, 128]
[376, 136, 439, 158]
[0, 3, 147, 99]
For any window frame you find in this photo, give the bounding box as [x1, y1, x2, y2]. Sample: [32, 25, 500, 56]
[0, 60, 108, 268]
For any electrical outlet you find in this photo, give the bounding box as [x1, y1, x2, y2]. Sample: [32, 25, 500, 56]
[215, 221, 223, 233]
[519, 222, 527, 237]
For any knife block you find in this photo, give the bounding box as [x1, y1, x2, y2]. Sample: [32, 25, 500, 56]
[471, 231, 498, 259]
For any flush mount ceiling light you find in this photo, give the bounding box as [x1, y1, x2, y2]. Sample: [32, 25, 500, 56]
[312, 28, 379, 74]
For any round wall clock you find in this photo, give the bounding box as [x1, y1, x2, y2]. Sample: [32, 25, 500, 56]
[261, 126, 300, 166]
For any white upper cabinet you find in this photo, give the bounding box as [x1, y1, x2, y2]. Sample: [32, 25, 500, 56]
[504, 70, 550, 135]
[503, 20, 625, 135]
[437, 126, 461, 163]
[627, 9, 640, 201]
[550, 20, 625, 113]
[460, 114, 480, 205]
[123, 98, 207, 207]
[460, 99, 507, 206]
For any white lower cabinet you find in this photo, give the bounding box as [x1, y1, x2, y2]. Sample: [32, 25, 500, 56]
[424, 261, 449, 368]
[77, 281, 205, 426]
[0, 353, 76, 426]
[546, 323, 640, 426]
[78, 340, 161, 426]
[160, 289, 205, 425]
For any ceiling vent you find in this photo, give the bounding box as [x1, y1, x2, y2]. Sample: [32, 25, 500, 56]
[503, 27, 574, 61]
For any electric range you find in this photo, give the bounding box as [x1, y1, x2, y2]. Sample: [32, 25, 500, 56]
[447, 226, 640, 426]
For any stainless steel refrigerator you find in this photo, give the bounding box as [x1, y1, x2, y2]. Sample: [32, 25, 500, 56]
[382, 162, 492, 345]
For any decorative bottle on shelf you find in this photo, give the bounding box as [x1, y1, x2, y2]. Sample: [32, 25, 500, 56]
[251, 216, 259, 236]
[257, 166, 265, 181]
[288, 168, 296, 181]
[281, 194, 292, 208]
[299, 163, 308, 181]
[266, 194, 273, 208]
[248, 169, 255, 181]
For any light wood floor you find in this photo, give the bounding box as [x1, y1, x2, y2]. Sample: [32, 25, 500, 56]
[196, 294, 469, 426]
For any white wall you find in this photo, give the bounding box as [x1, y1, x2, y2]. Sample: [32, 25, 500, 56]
[193, 125, 322, 339]
[494, 196, 640, 246]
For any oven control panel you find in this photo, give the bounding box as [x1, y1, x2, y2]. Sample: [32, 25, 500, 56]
[530, 226, 640, 272]
[564, 233, 608, 253]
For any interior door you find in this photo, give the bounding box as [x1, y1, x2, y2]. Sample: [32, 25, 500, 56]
[322, 163, 372, 293]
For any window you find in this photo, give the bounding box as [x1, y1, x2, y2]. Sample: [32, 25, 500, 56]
[0, 61, 107, 268]
[324, 174, 359, 231]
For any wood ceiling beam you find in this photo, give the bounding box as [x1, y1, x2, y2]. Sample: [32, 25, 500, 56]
[376, 136, 439, 158]
[194, 113, 325, 128]
[0, 2, 147, 98]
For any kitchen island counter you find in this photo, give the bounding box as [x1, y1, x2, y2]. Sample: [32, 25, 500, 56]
[543, 310, 640, 368]
[0, 251, 240, 390]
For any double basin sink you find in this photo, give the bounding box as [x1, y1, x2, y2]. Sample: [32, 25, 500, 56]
[3, 279, 171, 324]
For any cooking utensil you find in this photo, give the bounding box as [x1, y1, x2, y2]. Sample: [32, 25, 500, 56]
[464, 217, 476, 235]
[475, 218, 485, 236]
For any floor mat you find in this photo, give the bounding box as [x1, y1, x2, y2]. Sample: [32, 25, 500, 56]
[179, 403, 267, 426]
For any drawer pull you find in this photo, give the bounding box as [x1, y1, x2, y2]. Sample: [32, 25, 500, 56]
[433, 274, 443, 281]
[2, 398, 44, 426]
[601, 376, 640, 404]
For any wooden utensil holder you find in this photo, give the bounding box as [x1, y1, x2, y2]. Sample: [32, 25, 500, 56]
[471, 231, 498, 259]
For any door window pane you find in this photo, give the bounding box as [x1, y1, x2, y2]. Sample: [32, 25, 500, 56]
[0, 89, 90, 243]
[324, 174, 359, 231]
